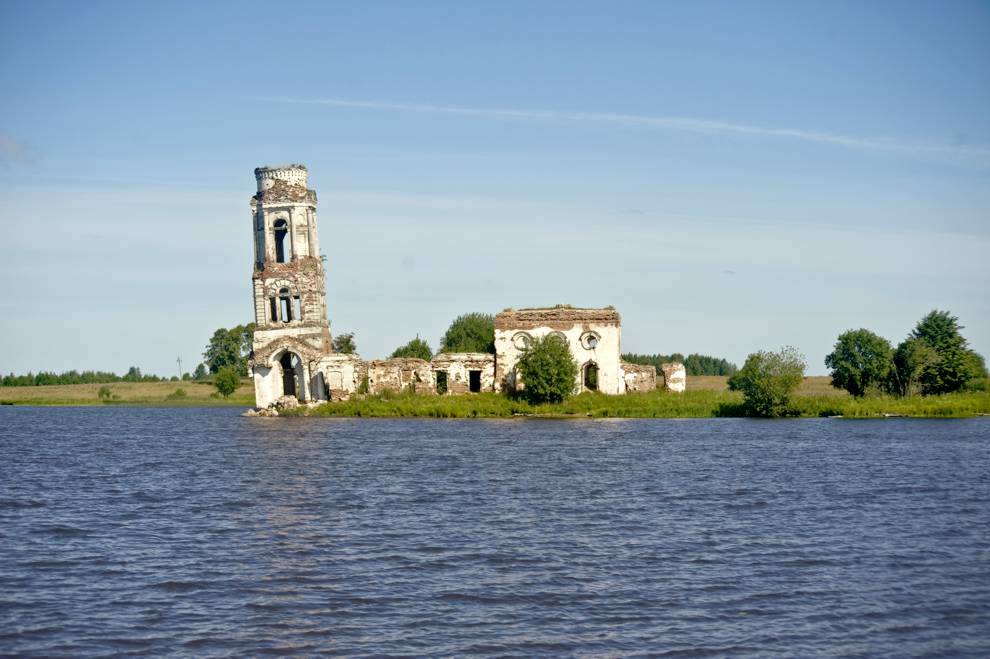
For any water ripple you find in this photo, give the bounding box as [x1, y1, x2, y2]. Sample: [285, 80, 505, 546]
[0, 409, 988, 656]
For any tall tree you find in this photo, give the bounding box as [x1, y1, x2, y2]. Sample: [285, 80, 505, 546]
[440, 313, 495, 353]
[824, 329, 893, 397]
[891, 337, 938, 397]
[204, 324, 253, 374]
[910, 310, 985, 394]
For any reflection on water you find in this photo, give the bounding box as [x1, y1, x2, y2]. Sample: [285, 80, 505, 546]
[1, 408, 989, 656]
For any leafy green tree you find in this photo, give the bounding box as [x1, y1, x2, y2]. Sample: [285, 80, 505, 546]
[910, 310, 985, 394]
[728, 346, 806, 417]
[440, 312, 495, 353]
[192, 363, 208, 380]
[332, 331, 357, 354]
[516, 334, 578, 404]
[122, 366, 142, 382]
[824, 328, 893, 396]
[890, 337, 938, 397]
[214, 365, 241, 398]
[391, 336, 433, 361]
[204, 323, 254, 374]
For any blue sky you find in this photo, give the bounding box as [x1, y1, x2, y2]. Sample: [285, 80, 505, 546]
[1, 0, 988, 376]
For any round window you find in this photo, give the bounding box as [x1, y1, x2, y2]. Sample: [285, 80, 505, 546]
[581, 332, 601, 349]
[512, 332, 532, 350]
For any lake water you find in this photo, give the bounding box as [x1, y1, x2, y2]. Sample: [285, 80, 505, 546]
[1, 407, 988, 656]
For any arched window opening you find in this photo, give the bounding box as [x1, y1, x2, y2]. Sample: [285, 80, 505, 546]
[279, 287, 292, 323]
[279, 352, 300, 398]
[293, 296, 302, 321]
[583, 362, 599, 392]
[274, 219, 290, 263]
[269, 297, 278, 324]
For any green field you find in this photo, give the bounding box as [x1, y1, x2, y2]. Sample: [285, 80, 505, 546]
[0, 381, 254, 406]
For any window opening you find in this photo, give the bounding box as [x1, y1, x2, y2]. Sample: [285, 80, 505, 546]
[279, 287, 292, 322]
[583, 363, 599, 391]
[293, 296, 302, 321]
[436, 370, 448, 395]
[274, 219, 290, 263]
[269, 297, 278, 324]
[469, 370, 482, 393]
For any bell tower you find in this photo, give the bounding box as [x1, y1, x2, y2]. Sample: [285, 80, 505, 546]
[250, 165, 334, 404]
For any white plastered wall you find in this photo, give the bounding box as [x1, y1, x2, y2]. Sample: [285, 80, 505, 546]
[494, 323, 623, 394]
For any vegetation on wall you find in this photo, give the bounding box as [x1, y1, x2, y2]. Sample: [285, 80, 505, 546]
[440, 313, 496, 354]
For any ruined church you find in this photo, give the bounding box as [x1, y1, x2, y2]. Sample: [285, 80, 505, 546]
[248, 165, 684, 408]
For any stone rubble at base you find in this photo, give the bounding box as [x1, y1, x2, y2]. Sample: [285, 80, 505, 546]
[247, 165, 686, 411]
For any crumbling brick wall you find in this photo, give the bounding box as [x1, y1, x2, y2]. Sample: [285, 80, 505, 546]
[620, 362, 657, 393]
[367, 358, 435, 395]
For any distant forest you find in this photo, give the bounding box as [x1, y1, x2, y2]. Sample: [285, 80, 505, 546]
[622, 353, 738, 377]
[1, 367, 189, 387]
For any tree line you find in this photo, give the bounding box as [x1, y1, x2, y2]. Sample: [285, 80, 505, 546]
[1, 366, 203, 387]
[825, 310, 986, 397]
[621, 353, 738, 376]
[724, 309, 987, 418]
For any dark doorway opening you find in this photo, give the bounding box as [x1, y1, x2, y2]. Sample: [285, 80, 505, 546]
[583, 362, 599, 391]
[436, 370, 448, 394]
[469, 370, 481, 393]
[280, 352, 298, 397]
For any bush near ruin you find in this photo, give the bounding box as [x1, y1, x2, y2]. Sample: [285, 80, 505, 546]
[516, 334, 578, 404]
[728, 347, 806, 417]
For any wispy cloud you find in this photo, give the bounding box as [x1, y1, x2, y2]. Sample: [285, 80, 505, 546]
[257, 96, 990, 160]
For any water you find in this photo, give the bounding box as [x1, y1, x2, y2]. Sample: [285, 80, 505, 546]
[1, 408, 988, 656]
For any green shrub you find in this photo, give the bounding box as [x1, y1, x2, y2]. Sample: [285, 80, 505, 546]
[214, 366, 241, 398]
[516, 334, 578, 404]
[728, 346, 806, 417]
[166, 388, 187, 400]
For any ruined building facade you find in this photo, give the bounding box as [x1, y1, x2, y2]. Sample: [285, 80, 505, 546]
[249, 165, 680, 409]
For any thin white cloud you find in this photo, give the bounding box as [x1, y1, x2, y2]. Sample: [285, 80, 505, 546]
[256, 96, 990, 160]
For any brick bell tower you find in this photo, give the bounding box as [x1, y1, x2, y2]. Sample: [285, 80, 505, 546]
[249, 165, 333, 405]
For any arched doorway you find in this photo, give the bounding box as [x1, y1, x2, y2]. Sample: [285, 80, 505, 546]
[583, 362, 599, 392]
[279, 352, 301, 398]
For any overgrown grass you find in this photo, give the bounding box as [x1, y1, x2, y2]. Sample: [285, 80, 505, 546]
[296, 388, 743, 418]
[0, 381, 254, 406]
[292, 388, 990, 419]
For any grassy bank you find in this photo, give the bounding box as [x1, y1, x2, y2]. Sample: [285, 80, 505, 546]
[0, 381, 254, 406]
[293, 388, 990, 419]
[4, 377, 987, 417]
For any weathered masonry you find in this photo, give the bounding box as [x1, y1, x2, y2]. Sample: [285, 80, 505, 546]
[494, 305, 674, 395]
[248, 165, 683, 409]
